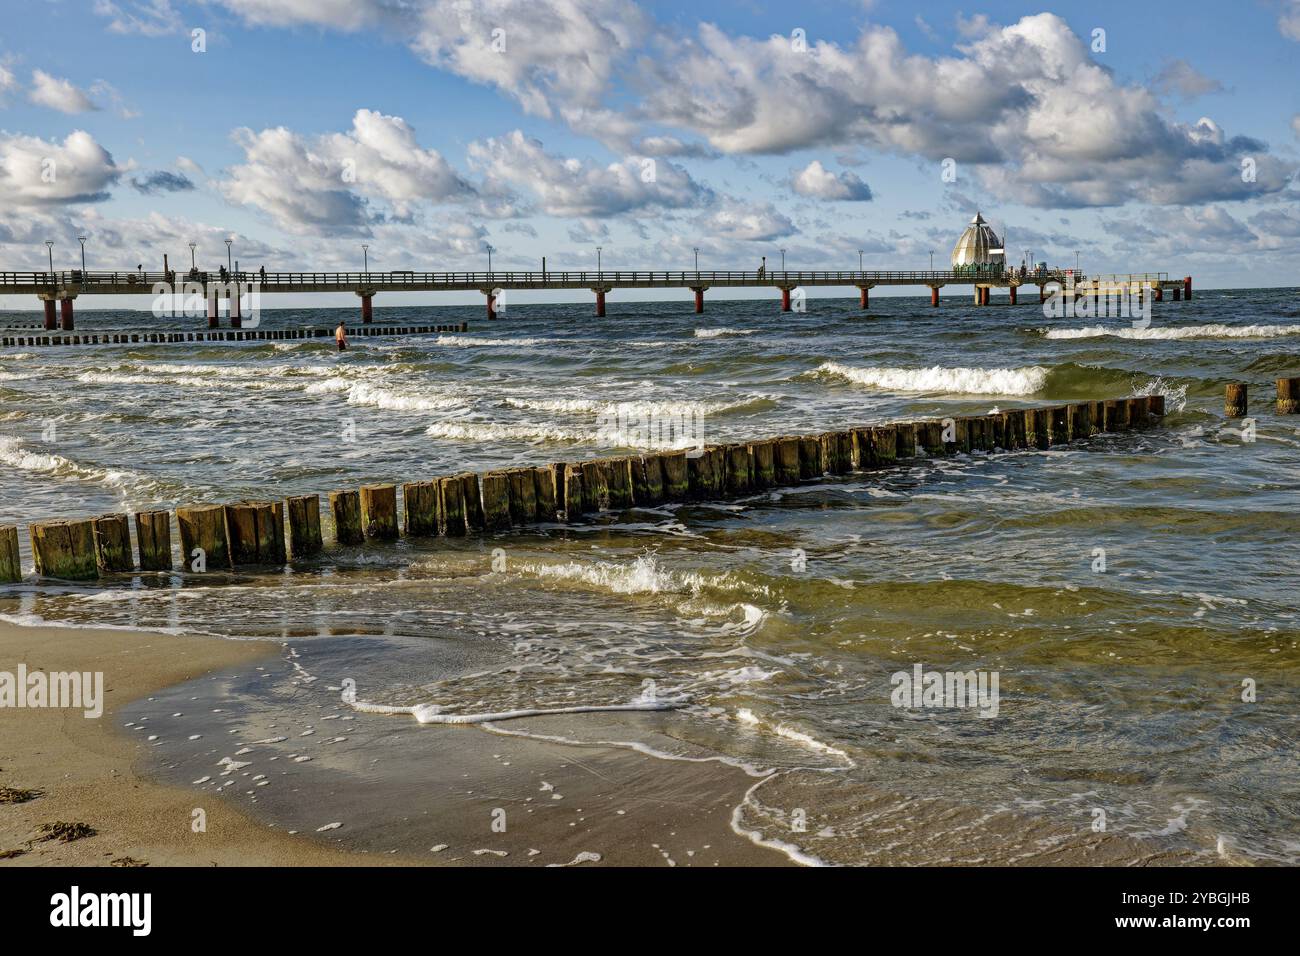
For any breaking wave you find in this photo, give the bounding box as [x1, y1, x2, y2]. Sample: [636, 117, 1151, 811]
[815, 362, 1049, 396]
[1042, 323, 1300, 340]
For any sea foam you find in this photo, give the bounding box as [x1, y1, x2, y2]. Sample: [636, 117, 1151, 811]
[816, 361, 1048, 395]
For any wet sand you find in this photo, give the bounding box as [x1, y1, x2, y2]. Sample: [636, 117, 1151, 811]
[0, 622, 787, 867]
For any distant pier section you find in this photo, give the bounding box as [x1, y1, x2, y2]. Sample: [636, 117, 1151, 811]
[1, 266, 1191, 331]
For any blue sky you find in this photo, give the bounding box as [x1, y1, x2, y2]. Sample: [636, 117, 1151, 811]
[1, 0, 1298, 308]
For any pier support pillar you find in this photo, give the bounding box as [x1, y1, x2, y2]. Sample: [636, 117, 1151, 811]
[42, 298, 57, 330]
[1172, 285, 1181, 301]
[780, 287, 791, 312]
[359, 292, 374, 324]
[691, 286, 706, 314]
[1008, 285, 1017, 305]
[59, 296, 74, 331]
[483, 290, 497, 321]
[230, 289, 242, 329]
[858, 286, 869, 310]
[930, 286, 940, 308]
[206, 293, 219, 329]
[1154, 284, 1163, 302]
[594, 289, 606, 317]
[1184, 276, 1193, 301]
[1038, 285, 1047, 303]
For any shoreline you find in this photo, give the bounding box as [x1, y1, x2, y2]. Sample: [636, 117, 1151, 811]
[0, 620, 791, 867]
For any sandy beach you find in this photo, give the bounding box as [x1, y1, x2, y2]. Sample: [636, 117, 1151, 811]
[0, 621, 789, 867]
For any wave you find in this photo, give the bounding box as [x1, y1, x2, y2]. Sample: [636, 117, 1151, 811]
[423, 420, 593, 443]
[305, 378, 466, 412]
[1042, 323, 1300, 340]
[434, 335, 548, 348]
[350, 697, 681, 725]
[695, 328, 757, 339]
[816, 361, 1048, 396]
[501, 394, 769, 417]
[0, 434, 170, 498]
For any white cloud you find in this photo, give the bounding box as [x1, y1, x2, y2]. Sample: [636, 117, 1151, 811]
[1292, 115, 1300, 140]
[0, 63, 16, 104]
[29, 70, 99, 113]
[1281, 1, 1300, 40]
[790, 160, 872, 200]
[696, 197, 795, 242]
[467, 130, 709, 217]
[219, 109, 475, 233]
[0, 130, 123, 205]
[93, 0, 183, 35]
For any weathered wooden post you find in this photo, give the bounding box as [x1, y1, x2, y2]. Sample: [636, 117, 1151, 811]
[1277, 378, 1300, 415]
[920, 421, 945, 457]
[895, 423, 918, 458]
[285, 494, 323, 558]
[480, 471, 513, 529]
[562, 463, 585, 517]
[507, 468, 539, 524]
[92, 513, 132, 572]
[749, 440, 776, 489]
[438, 476, 467, 534]
[223, 502, 284, 565]
[458, 473, 485, 531]
[798, 436, 824, 477]
[176, 505, 230, 570]
[0, 525, 21, 582]
[1068, 403, 1091, 440]
[606, 458, 634, 509]
[360, 484, 398, 539]
[872, 425, 898, 463]
[135, 510, 172, 571]
[329, 490, 364, 545]
[30, 519, 98, 580]
[688, 446, 724, 499]
[775, 437, 802, 484]
[1126, 396, 1149, 428]
[580, 460, 611, 512]
[532, 467, 558, 522]
[725, 443, 753, 495]
[820, 431, 853, 473]
[660, 451, 689, 500]
[1224, 383, 1247, 418]
[402, 481, 440, 536]
[1148, 394, 1166, 420]
[1050, 406, 1070, 445]
[951, 418, 971, 454]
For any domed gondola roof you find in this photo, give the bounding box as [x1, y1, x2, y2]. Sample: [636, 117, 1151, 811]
[951, 212, 1005, 268]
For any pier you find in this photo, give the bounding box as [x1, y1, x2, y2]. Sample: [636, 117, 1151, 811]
[0, 268, 1190, 330]
[2, 395, 1166, 582]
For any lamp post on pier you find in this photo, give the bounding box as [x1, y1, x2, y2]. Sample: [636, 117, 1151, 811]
[77, 236, 87, 274]
[485, 243, 494, 275]
[929, 250, 934, 271]
[780, 248, 786, 271]
[858, 249, 863, 272]
[188, 242, 196, 271]
[225, 238, 233, 273]
[362, 244, 369, 277]
[693, 246, 699, 273]
[596, 245, 603, 276]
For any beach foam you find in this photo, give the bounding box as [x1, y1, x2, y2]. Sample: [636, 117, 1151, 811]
[1042, 323, 1300, 340]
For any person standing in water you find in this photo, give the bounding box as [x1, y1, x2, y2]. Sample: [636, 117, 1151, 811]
[335, 320, 347, 351]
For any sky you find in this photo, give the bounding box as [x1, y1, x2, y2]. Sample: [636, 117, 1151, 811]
[1, 0, 1298, 309]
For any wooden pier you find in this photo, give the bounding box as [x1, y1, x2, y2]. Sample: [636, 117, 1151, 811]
[1, 395, 1168, 582]
[0, 268, 1190, 331]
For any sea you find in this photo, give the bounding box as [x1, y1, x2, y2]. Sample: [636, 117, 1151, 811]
[1, 286, 1297, 865]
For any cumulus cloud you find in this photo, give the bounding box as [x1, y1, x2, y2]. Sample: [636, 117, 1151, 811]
[1153, 59, 1223, 99]
[219, 109, 475, 233]
[0, 130, 123, 205]
[790, 160, 872, 200]
[467, 130, 710, 217]
[29, 70, 99, 113]
[0, 63, 16, 104]
[696, 196, 795, 242]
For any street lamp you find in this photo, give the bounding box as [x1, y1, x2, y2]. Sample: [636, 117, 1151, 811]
[45, 240, 54, 275]
[225, 238, 233, 272]
[780, 248, 786, 271]
[858, 249, 863, 272]
[188, 242, 196, 270]
[596, 245, 603, 274]
[1075, 250, 1080, 273]
[77, 236, 87, 273]
[362, 244, 369, 274]
[485, 243, 494, 273]
[693, 246, 699, 272]
[929, 250, 934, 271]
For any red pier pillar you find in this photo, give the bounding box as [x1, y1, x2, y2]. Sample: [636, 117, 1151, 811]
[1008, 285, 1017, 305]
[485, 292, 496, 321]
[206, 293, 219, 329]
[1172, 285, 1181, 301]
[780, 287, 791, 312]
[230, 290, 242, 329]
[42, 299, 56, 330]
[1154, 285, 1163, 302]
[1039, 285, 1047, 303]
[595, 289, 606, 317]
[930, 287, 940, 308]
[360, 293, 374, 324]
[859, 286, 869, 310]
[1184, 276, 1192, 301]
[59, 297, 74, 331]
[693, 288, 704, 314]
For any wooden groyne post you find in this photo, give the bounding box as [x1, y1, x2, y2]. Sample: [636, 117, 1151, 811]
[1225, 383, 1247, 418]
[0, 526, 21, 583]
[1277, 378, 1299, 415]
